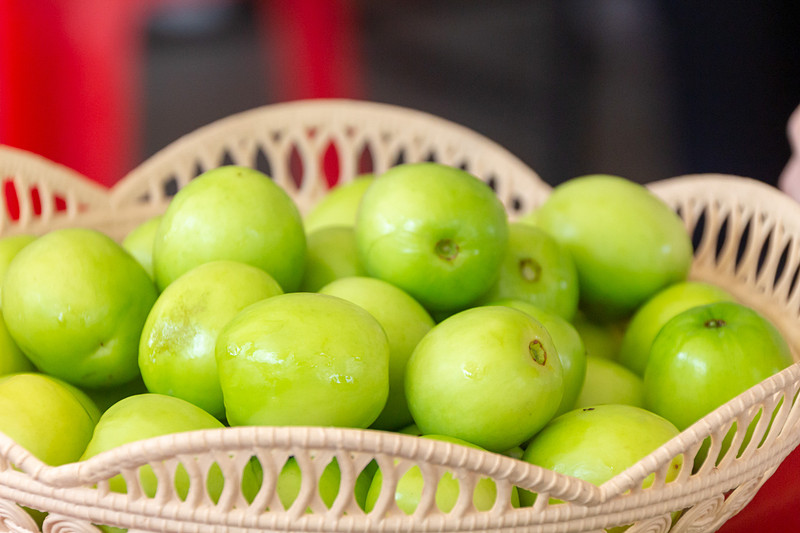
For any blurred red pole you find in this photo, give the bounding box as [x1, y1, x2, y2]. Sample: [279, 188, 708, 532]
[257, 0, 365, 101]
[0, 0, 150, 187]
[257, 0, 365, 187]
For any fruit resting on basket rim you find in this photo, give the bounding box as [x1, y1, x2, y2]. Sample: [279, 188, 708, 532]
[520, 404, 683, 507]
[534, 174, 693, 320]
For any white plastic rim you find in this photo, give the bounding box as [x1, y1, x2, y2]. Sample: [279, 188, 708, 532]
[0, 99, 798, 532]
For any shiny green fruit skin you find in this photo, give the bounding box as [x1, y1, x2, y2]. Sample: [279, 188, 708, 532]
[356, 163, 508, 312]
[153, 165, 306, 292]
[3, 228, 158, 388]
[139, 261, 284, 418]
[406, 306, 563, 452]
[574, 356, 645, 409]
[0, 373, 99, 465]
[619, 281, 734, 376]
[477, 223, 579, 321]
[536, 175, 693, 320]
[304, 175, 374, 234]
[80, 393, 254, 502]
[299, 226, 367, 292]
[364, 435, 518, 514]
[492, 299, 586, 416]
[319, 276, 434, 430]
[645, 301, 792, 431]
[122, 215, 162, 280]
[520, 404, 682, 506]
[216, 292, 390, 428]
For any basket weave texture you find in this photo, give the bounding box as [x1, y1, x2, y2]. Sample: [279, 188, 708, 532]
[0, 99, 799, 533]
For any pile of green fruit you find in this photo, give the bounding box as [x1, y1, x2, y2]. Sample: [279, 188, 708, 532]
[0, 163, 792, 516]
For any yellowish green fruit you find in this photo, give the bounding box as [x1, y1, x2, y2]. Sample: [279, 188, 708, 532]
[299, 226, 366, 292]
[0, 373, 99, 465]
[574, 356, 645, 409]
[304, 175, 374, 234]
[122, 215, 162, 280]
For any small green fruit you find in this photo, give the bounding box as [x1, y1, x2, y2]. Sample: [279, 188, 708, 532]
[304, 175, 374, 234]
[574, 356, 645, 409]
[122, 215, 162, 280]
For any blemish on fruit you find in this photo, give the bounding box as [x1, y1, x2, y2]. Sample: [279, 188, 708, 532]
[582, 407, 595, 411]
[435, 238, 459, 261]
[529, 339, 547, 365]
[704, 318, 727, 328]
[519, 258, 542, 283]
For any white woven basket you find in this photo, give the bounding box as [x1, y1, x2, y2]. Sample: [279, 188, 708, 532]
[1, 99, 799, 533]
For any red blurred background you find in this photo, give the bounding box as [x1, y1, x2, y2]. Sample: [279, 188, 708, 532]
[1, 1, 799, 530]
[2, 0, 799, 189]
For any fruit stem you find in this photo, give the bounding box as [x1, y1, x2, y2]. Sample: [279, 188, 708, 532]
[435, 239, 459, 261]
[519, 258, 542, 282]
[704, 319, 727, 328]
[529, 339, 547, 366]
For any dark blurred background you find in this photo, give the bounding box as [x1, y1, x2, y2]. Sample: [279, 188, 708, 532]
[1, 0, 799, 188]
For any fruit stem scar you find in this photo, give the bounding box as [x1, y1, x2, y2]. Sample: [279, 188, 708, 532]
[435, 238, 459, 261]
[519, 258, 542, 282]
[529, 339, 547, 365]
[704, 318, 726, 328]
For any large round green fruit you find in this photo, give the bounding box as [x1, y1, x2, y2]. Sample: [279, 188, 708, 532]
[644, 301, 792, 431]
[216, 292, 390, 428]
[535, 175, 693, 320]
[3, 228, 158, 388]
[492, 299, 586, 417]
[405, 305, 563, 452]
[153, 165, 306, 292]
[356, 163, 508, 313]
[80, 393, 244, 502]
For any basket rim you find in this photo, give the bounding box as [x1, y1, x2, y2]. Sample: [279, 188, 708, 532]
[2, 353, 799, 506]
[110, 98, 549, 208]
